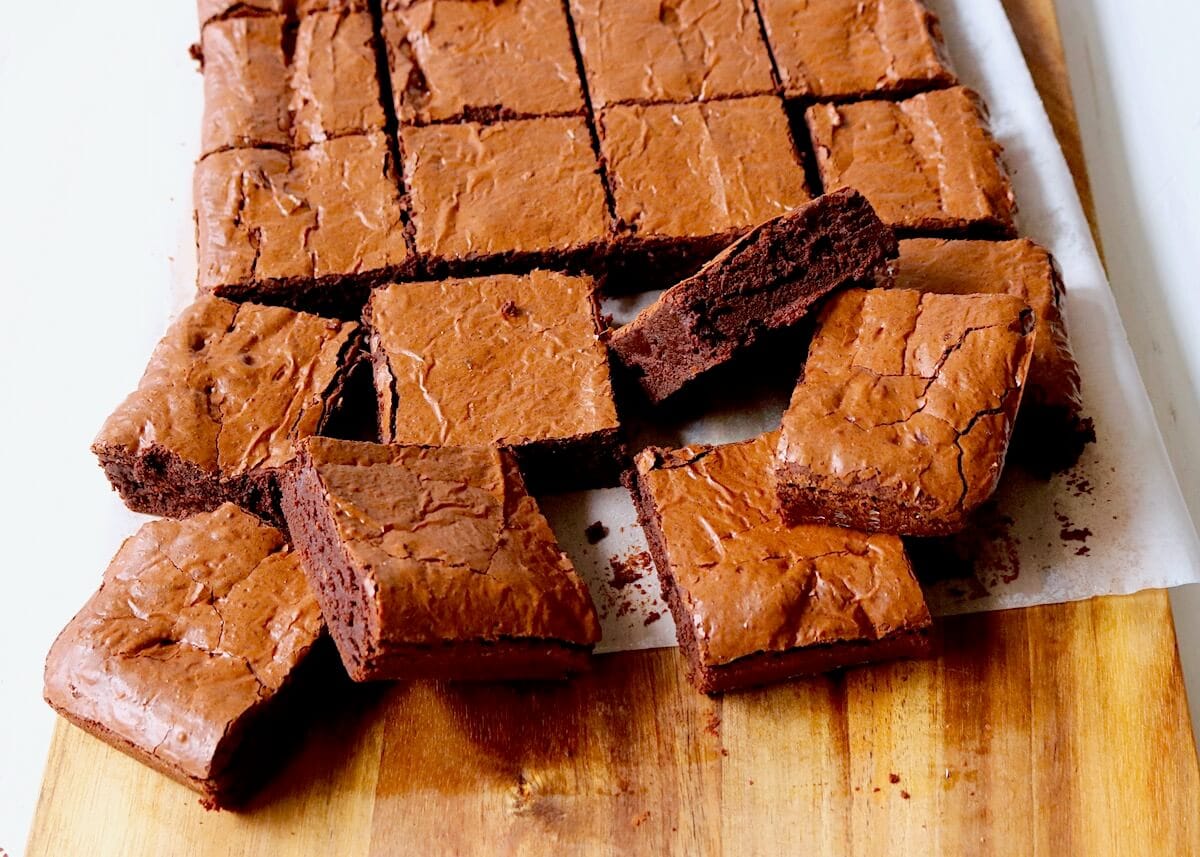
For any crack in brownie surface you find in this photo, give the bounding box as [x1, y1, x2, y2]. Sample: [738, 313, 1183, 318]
[775, 288, 1035, 535]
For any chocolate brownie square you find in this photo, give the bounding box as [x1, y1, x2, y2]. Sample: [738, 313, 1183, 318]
[597, 96, 811, 283]
[630, 433, 932, 695]
[568, 0, 775, 107]
[382, 0, 585, 124]
[401, 117, 610, 276]
[806, 86, 1016, 236]
[366, 271, 622, 490]
[608, 189, 896, 403]
[199, 10, 385, 156]
[195, 133, 413, 315]
[93, 295, 362, 527]
[775, 288, 1035, 535]
[281, 438, 602, 682]
[758, 0, 955, 99]
[44, 503, 327, 808]
[892, 237, 1091, 471]
[198, 0, 367, 27]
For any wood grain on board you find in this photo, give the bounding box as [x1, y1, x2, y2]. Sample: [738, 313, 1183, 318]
[26, 1, 1200, 855]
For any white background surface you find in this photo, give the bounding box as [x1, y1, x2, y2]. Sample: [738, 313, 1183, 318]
[1, 1, 1197, 853]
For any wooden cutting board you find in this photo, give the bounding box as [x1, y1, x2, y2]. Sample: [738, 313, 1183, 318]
[26, 2, 1200, 854]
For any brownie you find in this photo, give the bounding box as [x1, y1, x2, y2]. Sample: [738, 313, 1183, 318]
[93, 295, 361, 527]
[401, 117, 610, 277]
[892, 237, 1091, 471]
[43, 504, 326, 807]
[195, 133, 413, 315]
[382, 0, 585, 125]
[281, 437, 602, 682]
[608, 188, 896, 403]
[366, 271, 623, 491]
[199, 10, 385, 156]
[629, 433, 932, 695]
[597, 96, 811, 285]
[775, 288, 1035, 535]
[568, 0, 775, 107]
[806, 86, 1016, 236]
[198, 0, 367, 27]
[758, 0, 956, 99]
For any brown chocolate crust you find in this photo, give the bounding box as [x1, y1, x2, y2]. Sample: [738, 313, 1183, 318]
[43, 505, 327, 806]
[280, 438, 602, 682]
[629, 435, 932, 695]
[806, 86, 1017, 237]
[608, 189, 897, 403]
[758, 0, 956, 100]
[775, 289, 1036, 535]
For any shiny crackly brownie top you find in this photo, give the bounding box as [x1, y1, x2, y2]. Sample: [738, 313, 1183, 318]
[777, 288, 1035, 532]
[758, 0, 955, 98]
[199, 9, 384, 156]
[806, 86, 1016, 235]
[892, 237, 1081, 418]
[296, 437, 601, 647]
[637, 433, 930, 667]
[367, 271, 618, 448]
[44, 503, 322, 783]
[94, 295, 358, 477]
[569, 0, 775, 107]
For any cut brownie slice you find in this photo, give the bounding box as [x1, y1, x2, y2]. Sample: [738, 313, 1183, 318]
[195, 133, 413, 315]
[758, 0, 955, 99]
[806, 86, 1016, 236]
[366, 271, 623, 491]
[892, 237, 1091, 471]
[775, 288, 1035, 535]
[401, 116, 610, 277]
[198, 0, 367, 27]
[597, 97, 811, 288]
[93, 295, 361, 527]
[281, 437, 602, 682]
[568, 0, 775, 107]
[43, 504, 327, 808]
[630, 433, 932, 695]
[381, 0, 585, 124]
[608, 188, 896, 403]
[198, 10, 384, 156]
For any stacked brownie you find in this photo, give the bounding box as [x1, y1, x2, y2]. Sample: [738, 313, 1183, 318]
[46, 0, 1096, 806]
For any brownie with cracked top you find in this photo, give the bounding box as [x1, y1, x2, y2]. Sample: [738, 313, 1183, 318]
[597, 96, 811, 287]
[806, 86, 1016, 236]
[197, 0, 367, 27]
[198, 9, 384, 156]
[630, 433, 932, 694]
[891, 237, 1091, 472]
[195, 133, 412, 315]
[281, 437, 602, 682]
[608, 189, 896, 404]
[366, 271, 623, 491]
[775, 288, 1035, 536]
[758, 0, 956, 99]
[401, 116, 610, 277]
[43, 503, 327, 808]
[568, 0, 775, 107]
[382, 0, 585, 125]
[93, 295, 362, 527]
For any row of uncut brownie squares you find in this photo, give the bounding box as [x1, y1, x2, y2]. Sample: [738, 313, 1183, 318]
[192, 0, 1012, 315]
[46, 185, 1087, 805]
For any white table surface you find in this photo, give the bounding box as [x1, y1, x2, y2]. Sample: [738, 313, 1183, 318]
[1, 1, 1197, 853]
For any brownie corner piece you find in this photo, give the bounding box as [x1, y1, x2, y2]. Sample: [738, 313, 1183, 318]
[92, 295, 362, 527]
[608, 188, 897, 403]
[366, 271, 624, 490]
[806, 85, 1016, 236]
[280, 437, 601, 682]
[629, 433, 932, 695]
[43, 503, 327, 807]
[775, 288, 1036, 536]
